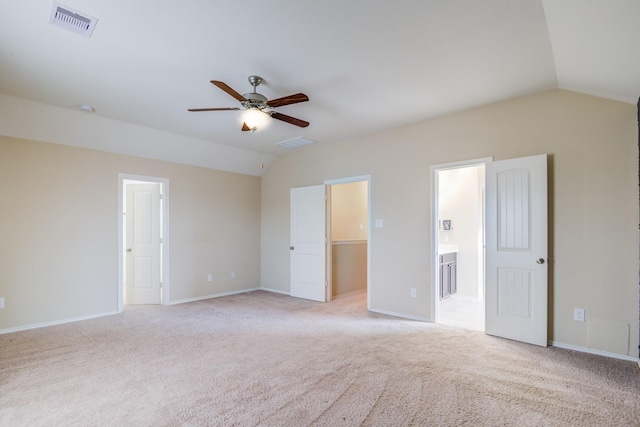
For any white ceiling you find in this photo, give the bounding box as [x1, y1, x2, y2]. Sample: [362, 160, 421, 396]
[1, 0, 639, 158]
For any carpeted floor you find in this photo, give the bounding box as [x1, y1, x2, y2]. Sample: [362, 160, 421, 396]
[1, 290, 639, 426]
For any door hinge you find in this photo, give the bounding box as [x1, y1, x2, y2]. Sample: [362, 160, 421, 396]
[325, 237, 328, 244]
[325, 280, 328, 288]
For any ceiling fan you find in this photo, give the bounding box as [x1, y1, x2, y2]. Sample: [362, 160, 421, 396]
[188, 75, 309, 131]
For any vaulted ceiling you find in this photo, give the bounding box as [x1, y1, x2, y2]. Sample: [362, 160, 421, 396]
[1, 1, 639, 161]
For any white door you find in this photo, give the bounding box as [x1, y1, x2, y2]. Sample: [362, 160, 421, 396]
[485, 154, 548, 346]
[290, 185, 326, 302]
[126, 183, 161, 304]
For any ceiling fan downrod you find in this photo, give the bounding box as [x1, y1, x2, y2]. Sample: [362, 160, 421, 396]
[242, 75, 268, 110]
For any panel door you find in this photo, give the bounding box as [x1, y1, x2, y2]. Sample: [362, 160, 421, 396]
[126, 183, 161, 304]
[290, 185, 326, 302]
[485, 154, 548, 346]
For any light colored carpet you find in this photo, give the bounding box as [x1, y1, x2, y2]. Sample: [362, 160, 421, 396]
[1, 290, 638, 426]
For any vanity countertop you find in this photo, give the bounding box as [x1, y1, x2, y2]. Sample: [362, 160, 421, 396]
[438, 244, 458, 254]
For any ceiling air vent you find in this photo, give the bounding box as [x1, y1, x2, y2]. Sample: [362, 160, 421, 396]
[275, 137, 316, 149]
[49, 2, 98, 38]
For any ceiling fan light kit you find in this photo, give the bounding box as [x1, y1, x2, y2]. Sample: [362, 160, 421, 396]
[188, 75, 309, 132]
[241, 108, 269, 132]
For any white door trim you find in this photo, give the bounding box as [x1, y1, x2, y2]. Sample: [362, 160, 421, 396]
[430, 158, 492, 323]
[117, 174, 170, 312]
[324, 175, 372, 310]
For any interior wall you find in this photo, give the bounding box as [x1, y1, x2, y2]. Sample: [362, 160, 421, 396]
[0, 136, 261, 331]
[0, 93, 273, 177]
[331, 181, 368, 241]
[332, 242, 367, 297]
[438, 166, 482, 298]
[261, 89, 639, 356]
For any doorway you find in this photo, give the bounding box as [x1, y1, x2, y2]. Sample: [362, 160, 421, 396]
[431, 159, 489, 331]
[432, 155, 549, 347]
[289, 176, 371, 308]
[117, 174, 170, 312]
[328, 180, 369, 303]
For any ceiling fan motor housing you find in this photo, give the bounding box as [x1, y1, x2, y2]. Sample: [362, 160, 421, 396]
[241, 92, 268, 109]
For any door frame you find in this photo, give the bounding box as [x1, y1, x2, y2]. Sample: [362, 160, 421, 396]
[324, 175, 372, 309]
[430, 158, 491, 323]
[117, 174, 170, 312]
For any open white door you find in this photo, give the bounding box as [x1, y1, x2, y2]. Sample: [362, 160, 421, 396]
[126, 183, 161, 304]
[290, 185, 326, 302]
[485, 154, 548, 346]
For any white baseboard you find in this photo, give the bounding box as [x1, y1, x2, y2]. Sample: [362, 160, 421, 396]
[370, 307, 430, 322]
[0, 310, 119, 335]
[549, 340, 639, 363]
[169, 287, 261, 305]
[260, 287, 290, 296]
[1, 288, 264, 334]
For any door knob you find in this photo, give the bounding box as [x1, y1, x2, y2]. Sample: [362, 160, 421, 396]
[126, 248, 132, 252]
[536, 258, 545, 264]
[290, 246, 294, 250]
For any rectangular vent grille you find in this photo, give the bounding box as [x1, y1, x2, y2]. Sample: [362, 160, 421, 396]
[49, 2, 98, 38]
[275, 137, 316, 149]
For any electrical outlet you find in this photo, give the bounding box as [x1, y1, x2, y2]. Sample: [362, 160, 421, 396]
[207, 274, 213, 282]
[0, 297, 4, 308]
[410, 288, 417, 298]
[231, 272, 236, 279]
[574, 308, 585, 322]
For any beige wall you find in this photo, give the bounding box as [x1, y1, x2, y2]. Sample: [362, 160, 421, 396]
[261, 89, 639, 356]
[332, 242, 367, 297]
[0, 136, 261, 331]
[330, 181, 368, 241]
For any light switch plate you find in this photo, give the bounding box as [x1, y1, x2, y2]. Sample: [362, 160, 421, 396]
[0, 297, 5, 308]
[375, 219, 384, 228]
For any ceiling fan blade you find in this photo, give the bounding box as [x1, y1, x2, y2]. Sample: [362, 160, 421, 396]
[211, 81, 247, 102]
[241, 122, 251, 132]
[188, 107, 240, 112]
[267, 93, 309, 108]
[271, 112, 309, 128]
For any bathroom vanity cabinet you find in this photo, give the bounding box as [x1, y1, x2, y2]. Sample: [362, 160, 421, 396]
[439, 252, 457, 300]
